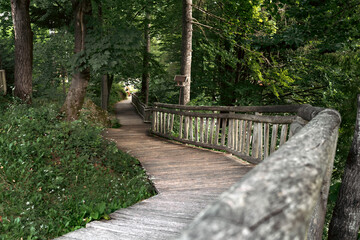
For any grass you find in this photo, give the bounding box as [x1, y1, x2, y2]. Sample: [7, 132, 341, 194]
[0, 96, 156, 239]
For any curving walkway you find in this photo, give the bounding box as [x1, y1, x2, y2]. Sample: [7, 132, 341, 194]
[57, 99, 254, 240]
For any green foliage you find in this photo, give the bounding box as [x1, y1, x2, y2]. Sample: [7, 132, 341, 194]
[0, 101, 155, 239]
[32, 29, 74, 101]
[109, 83, 128, 110]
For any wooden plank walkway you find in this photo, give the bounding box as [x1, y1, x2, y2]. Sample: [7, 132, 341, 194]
[57, 99, 254, 240]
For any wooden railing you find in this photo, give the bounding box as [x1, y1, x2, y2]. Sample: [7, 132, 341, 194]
[151, 103, 310, 164]
[150, 103, 341, 240]
[131, 94, 151, 123]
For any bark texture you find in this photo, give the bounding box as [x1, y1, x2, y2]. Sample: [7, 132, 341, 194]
[328, 95, 360, 240]
[101, 74, 113, 110]
[11, 0, 33, 103]
[180, 0, 192, 105]
[62, 0, 92, 120]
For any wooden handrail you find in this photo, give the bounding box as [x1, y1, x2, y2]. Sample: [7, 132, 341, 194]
[154, 102, 304, 113]
[149, 103, 340, 239]
[150, 104, 316, 164]
[131, 94, 151, 123]
[176, 108, 341, 240]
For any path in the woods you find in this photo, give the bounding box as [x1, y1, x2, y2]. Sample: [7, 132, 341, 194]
[57, 98, 253, 240]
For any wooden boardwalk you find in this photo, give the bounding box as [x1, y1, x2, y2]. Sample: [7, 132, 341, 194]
[58, 99, 254, 240]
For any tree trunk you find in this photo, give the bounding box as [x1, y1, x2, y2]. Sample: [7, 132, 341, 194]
[11, 0, 33, 104]
[101, 74, 113, 110]
[180, 0, 192, 105]
[96, 2, 112, 111]
[141, 11, 151, 105]
[62, 0, 92, 120]
[328, 94, 360, 240]
[61, 67, 67, 98]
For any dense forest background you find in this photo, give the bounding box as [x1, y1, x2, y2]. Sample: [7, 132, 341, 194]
[0, 0, 359, 239]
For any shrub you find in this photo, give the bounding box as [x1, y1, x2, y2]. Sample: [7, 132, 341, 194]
[0, 102, 155, 239]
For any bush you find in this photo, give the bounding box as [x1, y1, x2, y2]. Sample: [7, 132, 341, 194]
[0, 102, 155, 239]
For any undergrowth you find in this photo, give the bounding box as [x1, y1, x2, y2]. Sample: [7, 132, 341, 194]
[0, 97, 155, 239]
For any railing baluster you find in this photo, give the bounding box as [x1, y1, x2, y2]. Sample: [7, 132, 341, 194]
[152, 109, 157, 132]
[189, 117, 193, 141]
[245, 121, 252, 156]
[252, 122, 259, 158]
[194, 117, 199, 142]
[280, 124, 288, 146]
[221, 118, 227, 147]
[179, 115, 184, 139]
[163, 112, 167, 134]
[238, 120, 243, 151]
[184, 116, 189, 140]
[209, 118, 216, 144]
[241, 120, 247, 153]
[159, 112, 163, 134]
[215, 118, 220, 145]
[259, 122, 263, 159]
[264, 123, 270, 159]
[167, 113, 171, 134]
[270, 124, 279, 153]
[204, 118, 210, 143]
[234, 119, 239, 151]
[170, 114, 175, 134]
[200, 117, 204, 143]
[227, 118, 232, 148]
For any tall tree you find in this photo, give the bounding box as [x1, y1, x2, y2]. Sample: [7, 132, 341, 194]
[10, 0, 33, 103]
[328, 94, 360, 240]
[141, 9, 151, 105]
[180, 0, 192, 105]
[62, 0, 92, 120]
[97, 2, 113, 111]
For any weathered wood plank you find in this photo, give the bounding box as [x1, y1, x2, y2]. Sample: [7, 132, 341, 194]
[154, 102, 303, 113]
[184, 116, 189, 140]
[152, 110, 157, 132]
[189, 117, 193, 141]
[280, 124, 288, 146]
[264, 123, 270, 159]
[170, 114, 175, 134]
[245, 121, 252, 156]
[221, 119, 227, 147]
[200, 117, 204, 143]
[209, 118, 216, 144]
[227, 118, 233, 148]
[60, 99, 254, 240]
[179, 115, 184, 139]
[270, 124, 279, 153]
[154, 108, 296, 124]
[194, 117, 199, 142]
[215, 118, 220, 145]
[204, 118, 210, 143]
[159, 112, 163, 134]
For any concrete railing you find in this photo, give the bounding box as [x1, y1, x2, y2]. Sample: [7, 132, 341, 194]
[131, 94, 151, 123]
[150, 103, 341, 240]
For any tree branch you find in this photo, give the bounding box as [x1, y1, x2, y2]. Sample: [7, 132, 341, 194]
[192, 4, 228, 22]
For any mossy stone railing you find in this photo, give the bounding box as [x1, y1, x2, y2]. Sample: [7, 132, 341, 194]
[149, 103, 340, 240]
